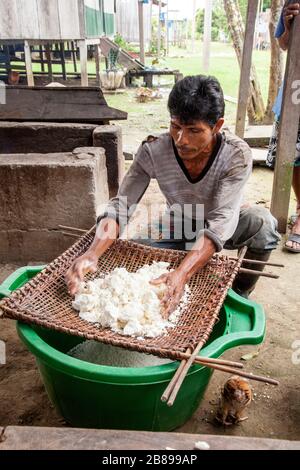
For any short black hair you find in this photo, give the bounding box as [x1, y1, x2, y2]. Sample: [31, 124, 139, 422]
[168, 75, 225, 127]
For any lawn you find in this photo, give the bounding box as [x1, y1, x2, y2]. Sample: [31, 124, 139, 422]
[29, 40, 277, 126]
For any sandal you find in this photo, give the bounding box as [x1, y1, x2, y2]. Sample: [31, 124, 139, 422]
[284, 233, 300, 253]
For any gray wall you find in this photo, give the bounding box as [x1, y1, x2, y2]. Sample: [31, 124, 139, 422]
[0, 0, 83, 41]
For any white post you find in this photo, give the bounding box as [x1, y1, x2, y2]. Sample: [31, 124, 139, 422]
[202, 0, 212, 72]
[138, 0, 145, 64]
[24, 40, 34, 87]
[79, 40, 88, 87]
[95, 44, 101, 87]
[191, 0, 196, 53]
[157, 0, 162, 58]
[166, 0, 169, 56]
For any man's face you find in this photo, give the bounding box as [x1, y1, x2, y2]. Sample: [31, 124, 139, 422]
[170, 117, 223, 160]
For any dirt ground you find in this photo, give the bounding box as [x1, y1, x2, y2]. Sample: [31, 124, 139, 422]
[0, 90, 300, 440]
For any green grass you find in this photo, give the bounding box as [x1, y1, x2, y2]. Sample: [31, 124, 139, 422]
[27, 41, 274, 125]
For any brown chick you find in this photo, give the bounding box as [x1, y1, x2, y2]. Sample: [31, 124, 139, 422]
[216, 375, 252, 426]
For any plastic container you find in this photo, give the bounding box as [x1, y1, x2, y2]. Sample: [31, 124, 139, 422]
[0, 266, 265, 431]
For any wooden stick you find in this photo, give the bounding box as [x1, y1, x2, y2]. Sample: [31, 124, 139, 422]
[59, 225, 88, 233]
[166, 341, 206, 406]
[239, 268, 279, 279]
[176, 354, 244, 369]
[161, 347, 193, 402]
[230, 257, 284, 268]
[163, 247, 248, 406]
[192, 362, 279, 387]
[62, 232, 81, 239]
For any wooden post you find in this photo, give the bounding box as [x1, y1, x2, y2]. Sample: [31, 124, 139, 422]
[157, 0, 162, 58]
[235, 0, 259, 138]
[138, 0, 145, 64]
[271, 11, 300, 233]
[60, 42, 67, 81]
[45, 43, 53, 83]
[202, 0, 212, 72]
[166, 0, 169, 56]
[24, 40, 34, 87]
[39, 45, 45, 72]
[71, 41, 78, 73]
[95, 44, 101, 87]
[79, 40, 88, 86]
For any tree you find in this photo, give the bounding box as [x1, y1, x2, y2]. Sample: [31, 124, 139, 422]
[224, 0, 265, 123]
[196, 1, 229, 41]
[263, 0, 284, 123]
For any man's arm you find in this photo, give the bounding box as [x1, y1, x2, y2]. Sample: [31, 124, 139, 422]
[65, 217, 119, 295]
[151, 236, 216, 317]
[65, 144, 153, 295]
[277, 2, 299, 50]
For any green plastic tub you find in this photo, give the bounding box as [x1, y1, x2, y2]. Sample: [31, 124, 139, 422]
[0, 266, 266, 431]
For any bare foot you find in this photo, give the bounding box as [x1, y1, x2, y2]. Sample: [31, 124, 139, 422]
[285, 214, 300, 251]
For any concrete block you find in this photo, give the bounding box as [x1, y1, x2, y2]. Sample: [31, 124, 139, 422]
[0, 148, 109, 262]
[0, 122, 96, 154]
[93, 125, 124, 198]
[0, 229, 74, 263]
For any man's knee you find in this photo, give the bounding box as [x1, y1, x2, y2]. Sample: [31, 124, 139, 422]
[226, 206, 281, 252]
[240, 206, 281, 252]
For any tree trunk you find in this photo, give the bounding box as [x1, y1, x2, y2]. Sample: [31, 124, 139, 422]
[224, 0, 265, 124]
[263, 0, 284, 124]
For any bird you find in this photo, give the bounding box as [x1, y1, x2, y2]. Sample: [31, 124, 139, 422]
[216, 375, 252, 426]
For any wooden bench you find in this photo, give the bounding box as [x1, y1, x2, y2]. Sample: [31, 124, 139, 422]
[126, 69, 184, 88]
[1, 426, 300, 450]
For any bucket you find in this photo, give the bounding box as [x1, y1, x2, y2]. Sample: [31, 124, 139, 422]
[0, 266, 265, 431]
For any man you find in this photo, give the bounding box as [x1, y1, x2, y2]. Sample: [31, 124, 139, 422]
[266, 1, 300, 252]
[66, 75, 280, 315]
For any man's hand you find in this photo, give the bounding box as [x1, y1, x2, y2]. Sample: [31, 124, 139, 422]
[283, 2, 299, 31]
[151, 269, 188, 318]
[65, 250, 98, 296]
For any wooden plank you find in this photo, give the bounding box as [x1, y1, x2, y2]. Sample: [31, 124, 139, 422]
[45, 44, 53, 82]
[235, 0, 259, 138]
[95, 44, 101, 87]
[77, 0, 86, 39]
[60, 43, 67, 81]
[24, 41, 34, 87]
[71, 41, 78, 73]
[1, 426, 300, 450]
[271, 11, 300, 233]
[0, 0, 21, 40]
[79, 40, 88, 86]
[138, 0, 145, 65]
[0, 86, 127, 123]
[36, 0, 61, 40]
[17, 0, 40, 39]
[58, 0, 81, 40]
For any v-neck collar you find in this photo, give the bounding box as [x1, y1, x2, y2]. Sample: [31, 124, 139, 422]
[171, 133, 223, 184]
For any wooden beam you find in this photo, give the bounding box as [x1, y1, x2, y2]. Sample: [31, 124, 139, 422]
[45, 43, 53, 82]
[157, 0, 162, 58]
[95, 44, 101, 87]
[1, 426, 300, 450]
[60, 42, 67, 81]
[271, 10, 300, 233]
[0, 86, 127, 123]
[71, 41, 78, 73]
[79, 39, 88, 86]
[202, 0, 212, 73]
[235, 0, 259, 138]
[138, 0, 145, 64]
[24, 40, 34, 86]
[39, 45, 45, 72]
